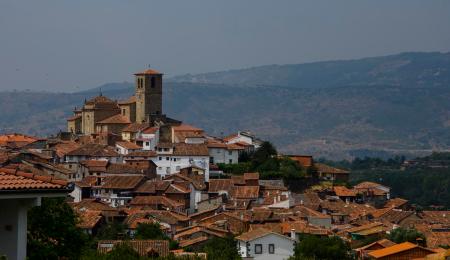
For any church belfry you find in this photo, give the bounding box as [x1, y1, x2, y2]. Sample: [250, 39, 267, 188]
[134, 69, 163, 123]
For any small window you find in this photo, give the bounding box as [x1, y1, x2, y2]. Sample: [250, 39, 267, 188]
[173, 158, 177, 162]
[228, 151, 233, 155]
[145, 142, 150, 146]
[166, 157, 169, 161]
[269, 244, 275, 254]
[151, 77, 155, 88]
[255, 244, 262, 254]
[122, 109, 126, 115]
[159, 157, 162, 161]
[229, 159, 232, 164]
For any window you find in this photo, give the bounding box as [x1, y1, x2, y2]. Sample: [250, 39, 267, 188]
[229, 159, 232, 164]
[228, 151, 233, 155]
[122, 109, 126, 115]
[159, 157, 162, 161]
[145, 142, 150, 146]
[164, 148, 169, 152]
[151, 77, 155, 88]
[268, 244, 275, 254]
[173, 158, 177, 162]
[254, 244, 262, 254]
[166, 157, 170, 161]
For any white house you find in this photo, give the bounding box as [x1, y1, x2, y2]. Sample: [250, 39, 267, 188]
[207, 141, 243, 164]
[223, 131, 262, 149]
[236, 228, 296, 260]
[0, 167, 68, 260]
[115, 141, 142, 155]
[153, 143, 210, 181]
[136, 127, 159, 151]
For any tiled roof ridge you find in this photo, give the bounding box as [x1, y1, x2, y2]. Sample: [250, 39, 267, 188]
[0, 167, 68, 187]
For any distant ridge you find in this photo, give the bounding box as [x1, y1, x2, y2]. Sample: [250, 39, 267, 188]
[1, 52, 450, 159]
[169, 52, 450, 89]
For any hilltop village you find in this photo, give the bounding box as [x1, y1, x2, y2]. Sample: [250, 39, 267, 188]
[0, 69, 449, 260]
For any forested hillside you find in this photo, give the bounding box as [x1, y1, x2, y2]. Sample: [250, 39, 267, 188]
[1, 52, 450, 159]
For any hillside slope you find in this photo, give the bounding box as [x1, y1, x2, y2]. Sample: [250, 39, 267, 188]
[1, 52, 449, 159]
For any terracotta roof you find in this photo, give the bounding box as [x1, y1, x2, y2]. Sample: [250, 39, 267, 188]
[66, 144, 119, 157]
[208, 179, 233, 193]
[106, 163, 146, 175]
[315, 163, 349, 174]
[0, 134, 38, 147]
[164, 183, 191, 194]
[206, 140, 228, 149]
[0, 167, 67, 190]
[231, 186, 259, 199]
[53, 141, 80, 158]
[97, 114, 131, 124]
[98, 240, 169, 257]
[226, 143, 245, 150]
[134, 69, 163, 75]
[384, 198, 409, 209]
[122, 122, 151, 133]
[77, 210, 103, 229]
[236, 228, 294, 242]
[222, 133, 239, 142]
[368, 242, 434, 259]
[135, 180, 171, 194]
[172, 143, 209, 156]
[288, 155, 313, 167]
[130, 196, 184, 208]
[354, 181, 388, 190]
[118, 95, 136, 105]
[355, 239, 396, 251]
[116, 141, 141, 150]
[172, 124, 203, 132]
[142, 127, 159, 135]
[231, 175, 245, 185]
[85, 95, 117, 105]
[81, 160, 109, 172]
[178, 236, 209, 248]
[244, 172, 259, 180]
[125, 151, 157, 157]
[333, 186, 357, 197]
[100, 175, 144, 189]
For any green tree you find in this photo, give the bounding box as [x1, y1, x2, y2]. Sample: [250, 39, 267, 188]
[290, 235, 352, 260]
[135, 223, 169, 240]
[105, 243, 140, 260]
[251, 141, 277, 169]
[201, 235, 241, 260]
[96, 222, 128, 240]
[27, 197, 89, 260]
[388, 227, 427, 246]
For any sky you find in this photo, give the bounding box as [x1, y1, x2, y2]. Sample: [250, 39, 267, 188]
[0, 0, 449, 92]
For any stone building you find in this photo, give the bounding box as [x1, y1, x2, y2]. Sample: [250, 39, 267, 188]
[67, 68, 172, 136]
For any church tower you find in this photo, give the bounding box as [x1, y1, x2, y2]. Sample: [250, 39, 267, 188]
[134, 69, 163, 123]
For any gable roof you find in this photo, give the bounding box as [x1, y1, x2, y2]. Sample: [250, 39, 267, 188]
[236, 228, 295, 242]
[368, 242, 434, 259]
[0, 167, 68, 191]
[231, 186, 260, 199]
[116, 141, 141, 150]
[134, 69, 163, 75]
[100, 175, 144, 189]
[333, 186, 357, 197]
[208, 179, 233, 193]
[97, 114, 131, 124]
[122, 122, 151, 133]
[66, 144, 119, 157]
[172, 143, 209, 156]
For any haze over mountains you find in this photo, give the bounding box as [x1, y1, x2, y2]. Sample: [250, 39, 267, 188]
[1, 52, 450, 159]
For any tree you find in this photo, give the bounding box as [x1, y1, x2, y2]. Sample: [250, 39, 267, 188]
[290, 235, 352, 260]
[388, 227, 427, 246]
[96, 222, 127, 240]
[27, 197, 89, 260]
[135, 223, 169, 240]
[251, 141, 277, 169]
[201, 235, 241, 260]
[105, 243, 140, 260]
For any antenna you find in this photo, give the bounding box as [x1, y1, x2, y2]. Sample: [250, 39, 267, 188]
[99, 87, 102, 96]
[148, 64, 151, 68]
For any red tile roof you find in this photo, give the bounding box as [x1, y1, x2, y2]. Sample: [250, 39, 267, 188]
[122, 122, 151, 133]
[172, 143, 209, 156]
[118, 95, 137, 105]
[231, 186, 260, 199]
[130, 196, 184, 208]
[368, 242, 434, 259]
[116, 141, 141, 150]
[98, 240, 169, 257]
[0, 167, 67, 190]
[100, 175, 144, 189]
[97, 114, 131, 124]
[333, 186, 357, 197]
[208, 179, 233, 193]
[0, 134, 38, 147]
[288, 155, 313, 167]
[244, 172, 259, 180]
[134, 69, 163, 75]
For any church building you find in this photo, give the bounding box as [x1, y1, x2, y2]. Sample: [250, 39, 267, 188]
[67, 69, 176, 135]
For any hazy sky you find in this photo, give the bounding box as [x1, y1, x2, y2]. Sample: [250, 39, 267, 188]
[0, 0, 449, 92]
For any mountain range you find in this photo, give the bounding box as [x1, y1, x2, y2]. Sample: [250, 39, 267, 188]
[1, 52, 450, 159]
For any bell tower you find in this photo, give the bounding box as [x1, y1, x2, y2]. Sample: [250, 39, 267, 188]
[134, 69, 163, 123]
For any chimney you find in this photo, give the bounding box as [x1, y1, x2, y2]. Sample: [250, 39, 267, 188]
[290, 229, 296, 240]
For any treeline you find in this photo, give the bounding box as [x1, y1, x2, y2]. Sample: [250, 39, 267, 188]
[217, 142, 311, 184]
